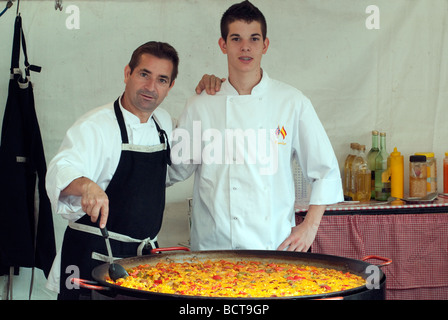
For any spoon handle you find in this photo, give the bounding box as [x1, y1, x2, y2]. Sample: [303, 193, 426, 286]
[99, 225, 109, 239]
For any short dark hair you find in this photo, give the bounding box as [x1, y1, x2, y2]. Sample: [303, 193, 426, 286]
[128, 41, 179, 85]
[220, 1, 267, 41]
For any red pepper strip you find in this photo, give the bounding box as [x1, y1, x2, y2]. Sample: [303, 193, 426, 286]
[130, 270, 139, 276]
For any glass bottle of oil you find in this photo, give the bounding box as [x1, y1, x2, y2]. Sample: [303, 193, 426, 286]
[367, 130, 379, 199]
[343, 143, 358, 200]
[354, 145, 371, 202]
[374, 132, 391, 200]
[443, 152, 448, 193]
[348, 143, 360, 200]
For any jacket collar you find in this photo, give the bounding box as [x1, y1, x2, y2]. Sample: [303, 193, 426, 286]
[220, 69, 269, 96]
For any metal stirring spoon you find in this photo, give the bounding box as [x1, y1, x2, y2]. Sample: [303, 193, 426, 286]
[99, 226, 129, 281]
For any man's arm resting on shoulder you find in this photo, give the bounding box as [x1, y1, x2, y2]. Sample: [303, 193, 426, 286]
[195, 74, 226, 95]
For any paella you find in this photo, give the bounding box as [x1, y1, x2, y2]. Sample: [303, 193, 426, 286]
[107, 259, 366, 297]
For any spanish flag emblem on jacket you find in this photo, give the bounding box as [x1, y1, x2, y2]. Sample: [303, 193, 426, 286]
[276, 125, 287, 139]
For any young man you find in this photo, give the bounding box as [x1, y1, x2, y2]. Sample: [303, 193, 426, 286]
[169, 1, 343, 252]
[46, 41, 177, 299]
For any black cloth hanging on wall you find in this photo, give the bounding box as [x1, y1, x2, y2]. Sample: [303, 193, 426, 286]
[0, 15, 56, 278]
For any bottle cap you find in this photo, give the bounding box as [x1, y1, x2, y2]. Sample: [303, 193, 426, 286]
[410, 155, 426, 162]
[390, 147, 401, 157]
[415, 152, 434, 158]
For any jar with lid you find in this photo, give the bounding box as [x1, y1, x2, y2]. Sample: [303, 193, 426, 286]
[409, 155, 427, 198]
[415, 152, 437, 193]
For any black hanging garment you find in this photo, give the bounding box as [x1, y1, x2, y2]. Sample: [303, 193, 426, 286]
[0, 15, 56, 279]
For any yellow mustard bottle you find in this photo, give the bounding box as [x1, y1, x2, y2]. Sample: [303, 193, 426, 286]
[389, 147, 404, 198]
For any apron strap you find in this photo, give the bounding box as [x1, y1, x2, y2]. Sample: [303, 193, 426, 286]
[10, 16, 21, 72]
[153, 118, 172, 166]
[113, 97, 171, 165]
[113, 98, 129, 144]
[68, 221, 158, 260]
[10, 15, 41, 80]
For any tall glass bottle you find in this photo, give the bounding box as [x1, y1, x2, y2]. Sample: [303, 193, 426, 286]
[374, 132, 391, 200]
[443, 152, 448, 193]
[354, 145, 371, 202]
[348, 143, 360, 200]
[367, 130, 379, 199]
[343, 143, 358, 199]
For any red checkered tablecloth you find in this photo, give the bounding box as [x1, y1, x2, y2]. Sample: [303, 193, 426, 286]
[306, 213, 448, 300]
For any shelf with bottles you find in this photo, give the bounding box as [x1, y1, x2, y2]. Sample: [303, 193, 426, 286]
[343, 131, 392, 203]
[342, 130, 448, 206]
[295, 193, 448, 214]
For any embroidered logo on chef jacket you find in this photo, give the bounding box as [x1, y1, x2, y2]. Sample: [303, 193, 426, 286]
[275, 125, 287, 145]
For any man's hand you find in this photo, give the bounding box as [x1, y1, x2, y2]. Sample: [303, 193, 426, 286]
[277, 222, 319, 252]
[61, 177, 109, 228]
[195, 74, 226, 95]
[277, 205, 326, 252]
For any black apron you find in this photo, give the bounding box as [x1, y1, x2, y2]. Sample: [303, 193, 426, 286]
[0, 15, 56, 282]
[58, 99, 171, 300]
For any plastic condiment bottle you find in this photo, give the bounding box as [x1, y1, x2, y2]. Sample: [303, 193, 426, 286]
[389, 147, 404, 198]
[444, 152, 448, 194]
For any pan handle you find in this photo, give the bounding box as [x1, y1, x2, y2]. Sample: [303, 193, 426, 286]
[150, 246, 191, 254]
[71, 278, 110, 291]
[361, 255, 392, 268]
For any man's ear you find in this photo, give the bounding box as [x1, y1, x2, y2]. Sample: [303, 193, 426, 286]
[218, 37, 227, 54]
[263, 37, 270, 54]
[168, 80, 175, 91]
[124, 64, 131, 84]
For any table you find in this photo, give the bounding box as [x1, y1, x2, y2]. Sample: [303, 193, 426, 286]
[295, 196, 448, 300]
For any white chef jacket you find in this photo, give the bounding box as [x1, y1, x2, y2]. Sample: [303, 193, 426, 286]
[168, 71, 343, 251]
[45, 97, 172, 292]
[46, 97, 172, 221]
